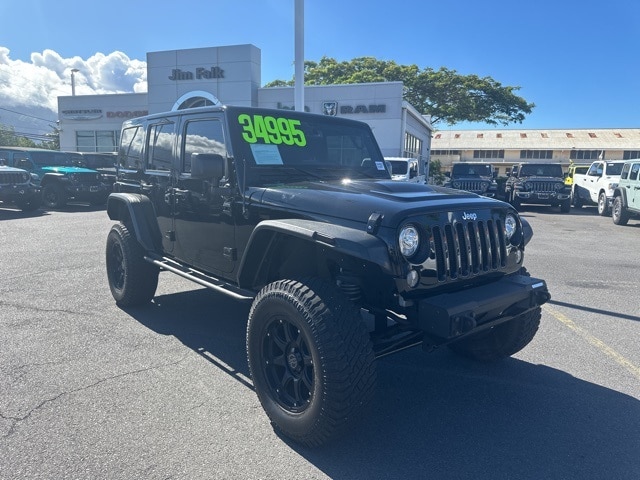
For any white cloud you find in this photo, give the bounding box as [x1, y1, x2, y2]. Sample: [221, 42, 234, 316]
[0, 46, 147, 133]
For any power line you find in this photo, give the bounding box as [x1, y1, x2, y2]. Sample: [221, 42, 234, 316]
[0, 106, 56, 123]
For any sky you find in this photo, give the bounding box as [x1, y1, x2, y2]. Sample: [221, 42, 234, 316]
[1, 0, 639, 139]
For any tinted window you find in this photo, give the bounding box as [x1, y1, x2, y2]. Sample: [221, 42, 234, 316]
[227, 109, 388, 187]
[605, 162, 624, 176]
[183, 118, 226, 173]
[119, 126, 144, 170]
[630, 163, 640, 181]
[621, 163, 630, 180]
[147, 122, 176, 171]
[452, 164, 492, 176]
[31, 151, 72, 167]
[519, 164, 562, 177]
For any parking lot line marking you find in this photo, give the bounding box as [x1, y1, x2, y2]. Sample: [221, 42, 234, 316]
[543, 305, 640, 381]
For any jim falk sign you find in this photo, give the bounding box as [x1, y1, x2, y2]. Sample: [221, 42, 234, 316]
[168, 67, 225, 80]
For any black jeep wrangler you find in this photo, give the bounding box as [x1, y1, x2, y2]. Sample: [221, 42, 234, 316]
[444, 162, 498, 197]
[504, 162, 570, 212]
[105, 106, 550, 447]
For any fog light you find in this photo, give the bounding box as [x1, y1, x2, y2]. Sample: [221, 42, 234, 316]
[407, 269, 420, 288]
[515, 249, 523, 264]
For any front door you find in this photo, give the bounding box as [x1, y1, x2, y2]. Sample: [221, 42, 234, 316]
[629, 162, 640, 211]
[172, 115, 237, 275]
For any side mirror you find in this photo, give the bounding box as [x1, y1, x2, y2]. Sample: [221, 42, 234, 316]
[191, 153, 224, 178]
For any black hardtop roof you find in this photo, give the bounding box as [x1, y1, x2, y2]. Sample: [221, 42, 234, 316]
[121, 104, 372, 129]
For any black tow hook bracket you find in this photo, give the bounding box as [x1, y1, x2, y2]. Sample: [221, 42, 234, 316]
[451, 314, 477, 336]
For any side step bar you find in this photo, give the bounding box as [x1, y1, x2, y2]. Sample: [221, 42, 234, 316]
[145, 254, 255, 302]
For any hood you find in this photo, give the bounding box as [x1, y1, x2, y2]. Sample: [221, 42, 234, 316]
[522, 175, 563, 181]
[42, 166, 98, 174]
[451, 175, 492, 181]
[0, 165, 28, 173]
[254, 179, 504, 227]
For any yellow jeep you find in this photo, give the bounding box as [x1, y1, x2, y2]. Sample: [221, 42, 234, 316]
[564, 163, 590, 186]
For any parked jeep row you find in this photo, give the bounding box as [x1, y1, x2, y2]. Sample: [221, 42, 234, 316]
[0, 147, 112, 209]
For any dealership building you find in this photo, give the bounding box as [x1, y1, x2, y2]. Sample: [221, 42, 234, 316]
[57, 44, 433, 163]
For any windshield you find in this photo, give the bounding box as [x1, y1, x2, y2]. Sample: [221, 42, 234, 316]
[520, 164, 562, 177]
[31, 151, 73, 167]
[605, 162, 624, 175]
[227, 108, 389, 187]
[81, 153, 117, 168]
[388, 160, 410, 175]
[452, 164, 492, 176]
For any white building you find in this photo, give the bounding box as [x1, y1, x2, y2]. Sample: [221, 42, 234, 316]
[58, 44, 432, 164]
[431, 128, 640, 176]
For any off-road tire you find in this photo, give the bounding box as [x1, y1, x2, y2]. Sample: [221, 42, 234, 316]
[15, 197, 41, 212]
[105, 223, 159, 307]
[597, 191, 610, 216]
[612, 196, 630, 225]
[42, 184, 67, 209]
[247, 277, 376, 447]
[572, 191, 583, 208]
[560, 198, 571, 213]
[90, 193, 109, 206]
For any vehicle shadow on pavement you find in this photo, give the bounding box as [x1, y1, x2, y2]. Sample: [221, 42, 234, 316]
[549, 299, 640, 323]
[300, 349, 640, 479]
[0, 208, 49, 220]
[122, 287, 253, 385]
[121, 288, 639, 480]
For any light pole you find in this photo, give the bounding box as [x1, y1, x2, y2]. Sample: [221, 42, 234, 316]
[70, 68, 79, 96]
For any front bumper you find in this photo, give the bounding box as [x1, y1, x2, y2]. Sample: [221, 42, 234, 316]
[515, 191, 570, 203]
[65, 183, 109, 200]
[0, 185, 41, 203]
[417, 274, 550, 339]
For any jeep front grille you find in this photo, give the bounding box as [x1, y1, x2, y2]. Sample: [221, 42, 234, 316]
[431, 219, 507, 281]
[74, 172, 101, 185]
[529, 182, 557, 193]
[0, 172, 27, 185]
[458, 180, 488, 192]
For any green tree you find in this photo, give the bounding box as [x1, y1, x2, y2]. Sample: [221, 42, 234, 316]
[40, 125, 60, 150]
[428, 159, 447, 185]
[264, 57, 534, 127]
[0, 123, 59, 149]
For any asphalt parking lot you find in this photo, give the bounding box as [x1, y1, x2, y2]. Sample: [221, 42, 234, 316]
[1, 203, 639, 480]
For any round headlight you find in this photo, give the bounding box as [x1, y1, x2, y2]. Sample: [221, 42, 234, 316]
[21, 172, 30, 182]
[399, 225, 420, 257]
[505, 214, 517, 241]
[452, 181, 460, 188]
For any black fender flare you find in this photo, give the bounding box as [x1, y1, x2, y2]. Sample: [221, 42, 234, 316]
[106, 193, 163, 253]
[613, 187, 628, 207]
[521, 217, 533, 246]
[237, 218, 394, 288]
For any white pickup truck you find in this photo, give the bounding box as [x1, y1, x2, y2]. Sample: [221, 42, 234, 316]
[572, 160, 626, 215]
